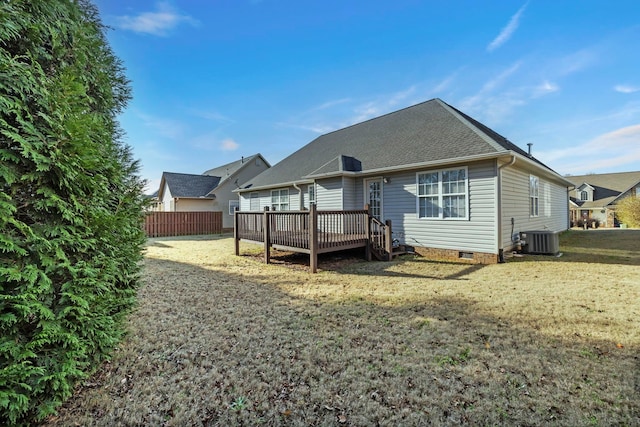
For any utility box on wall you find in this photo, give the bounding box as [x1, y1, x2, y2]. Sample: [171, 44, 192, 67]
[520, 231, 560, 255]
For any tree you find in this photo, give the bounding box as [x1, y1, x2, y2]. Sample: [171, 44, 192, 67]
[616, 195, 640, 228]
[0, 1, 146, 423]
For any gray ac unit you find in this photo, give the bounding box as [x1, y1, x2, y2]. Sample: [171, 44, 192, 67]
[520, 231, 560, 255]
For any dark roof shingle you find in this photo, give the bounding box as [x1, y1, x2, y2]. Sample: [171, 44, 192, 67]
[241, 98, 556, 190]
[162, 172, 220, 198]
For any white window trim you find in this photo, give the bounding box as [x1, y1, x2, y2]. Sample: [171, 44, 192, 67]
[530, 175, 540, 217]
[270, 188, 289, 211]
[308, 184, 316, 206]
[249, 191, 260, 211]
[416, 166, 469, 220]
[364, 177, 384, 220]
[229, 200, 239, 215]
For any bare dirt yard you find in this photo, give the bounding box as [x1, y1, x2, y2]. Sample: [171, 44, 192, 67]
[46, 230, 639, 426]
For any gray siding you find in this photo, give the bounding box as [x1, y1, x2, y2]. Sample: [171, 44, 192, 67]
[501, 167, 569, 250]
[376, 161, 497, 253]
[379, 160, 498, 254]
[239, 186, 302, 212]
[316, 177, 343, 210]
[342, 177, 362, 210]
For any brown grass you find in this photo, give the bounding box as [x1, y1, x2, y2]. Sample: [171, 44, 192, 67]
[44, 230, 640, 426]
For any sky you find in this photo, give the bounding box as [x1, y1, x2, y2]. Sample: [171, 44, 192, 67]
[92, 0, 640, 193]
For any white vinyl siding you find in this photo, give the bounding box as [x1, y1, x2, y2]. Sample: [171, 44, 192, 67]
[417, 167, 468, 220]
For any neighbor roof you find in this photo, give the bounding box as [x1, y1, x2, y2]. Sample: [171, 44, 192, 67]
[160, 172, 220, 199]
[239, 98, 562, 191]
[567, 171, 640, 208]
[202, 153, 268, 182]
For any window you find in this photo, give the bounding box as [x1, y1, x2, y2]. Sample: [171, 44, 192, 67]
[308, 184, 315, 206]
[530, 175, 539, 217]
[229, 200, 239, 215]
[580, 190, 588, 201]
[271, 189, 289, 211]
[417, 167, 468, 219]
[250, 192, 260, 211]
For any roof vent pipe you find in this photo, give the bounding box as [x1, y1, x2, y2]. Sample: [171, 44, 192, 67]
[527, 143, 533, 156]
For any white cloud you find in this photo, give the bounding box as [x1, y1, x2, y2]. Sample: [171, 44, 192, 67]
[556, 48, 598, 76]
[138, 112, 185, 140]
[487, 2, 528, 52]
[458, 62, 522, 113]
[191, 109, 235, 123]
[614, 85, 640, 94]
[432, 74, 456, 94]
[538, 124, 640, 174]
[532, 80, 559, 98]
[311, 98, 352, 111]
[116, 2, 198, 36]
[221, 138, 239, 151]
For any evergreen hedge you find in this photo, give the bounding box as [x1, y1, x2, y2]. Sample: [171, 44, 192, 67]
[0, 1, 146, 423]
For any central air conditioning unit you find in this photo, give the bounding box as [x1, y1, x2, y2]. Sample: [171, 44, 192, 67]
[520, 231, 560, 255]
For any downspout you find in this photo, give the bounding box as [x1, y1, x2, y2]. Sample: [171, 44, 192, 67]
[292, 182, 304, 210]
[497, 155, 516, 263]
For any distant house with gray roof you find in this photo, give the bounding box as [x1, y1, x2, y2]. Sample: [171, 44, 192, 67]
[157, 154, 270, 229]
[236, 99, 572, 263]
[567, 171, 640, 227]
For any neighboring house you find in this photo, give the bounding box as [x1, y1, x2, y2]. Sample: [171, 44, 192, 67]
[156, 154, 270, 230]
[567, 171, 640, 227]
[236, 98, 572, 264]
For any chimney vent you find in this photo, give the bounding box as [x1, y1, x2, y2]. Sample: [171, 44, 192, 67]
[527, 143, 533, 156]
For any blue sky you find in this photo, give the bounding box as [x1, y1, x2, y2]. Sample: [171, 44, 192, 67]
[93, 1, 640, 193]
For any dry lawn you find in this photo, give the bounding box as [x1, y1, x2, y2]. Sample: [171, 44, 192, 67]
[46, 230, 639, 426]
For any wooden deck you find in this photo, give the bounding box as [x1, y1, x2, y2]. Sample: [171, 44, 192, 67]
[235, 205, 393, 272]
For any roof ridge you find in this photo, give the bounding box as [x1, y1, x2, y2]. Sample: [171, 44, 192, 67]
[316, 98, 441, 138]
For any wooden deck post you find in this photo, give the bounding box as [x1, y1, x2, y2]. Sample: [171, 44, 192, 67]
[309, 204, 318, 273]
[385, 219, 393, 261]
[263, 206, 271, 264]
[234, 210, 240, 255]
[364, 204, 372, 261]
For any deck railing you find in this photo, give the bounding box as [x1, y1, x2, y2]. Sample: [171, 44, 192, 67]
[235, 204, 384, 272]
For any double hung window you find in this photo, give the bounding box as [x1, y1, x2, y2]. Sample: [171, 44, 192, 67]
[417, 168, 468, 219]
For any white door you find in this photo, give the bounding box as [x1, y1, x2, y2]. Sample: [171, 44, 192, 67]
[365, 178, 383, 219]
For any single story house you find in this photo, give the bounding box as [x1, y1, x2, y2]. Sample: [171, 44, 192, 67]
[156, 154, 270, 230]
[236, 99, 572, 264]
[567, 171, 640, 227]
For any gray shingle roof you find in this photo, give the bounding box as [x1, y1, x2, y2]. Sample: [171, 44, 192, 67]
[240, 98, 555, 191]
[161, 172, 220, 198]
[202, 154, 266, 181]
[567, 171, 640, 207]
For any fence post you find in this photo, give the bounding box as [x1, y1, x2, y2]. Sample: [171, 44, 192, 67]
[263, 206, 271, 264]
[385, 219, 392, 261]
[309, 204, 318, 273]
[234, 210, 240, 256]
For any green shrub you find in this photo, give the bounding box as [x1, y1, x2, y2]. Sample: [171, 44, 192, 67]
[616, 195, 640, 228]
[0, 1, 145, 423]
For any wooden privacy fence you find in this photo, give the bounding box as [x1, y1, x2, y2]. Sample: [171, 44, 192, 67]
[145, 211, 222, 237]
[235, 204, 394, 272]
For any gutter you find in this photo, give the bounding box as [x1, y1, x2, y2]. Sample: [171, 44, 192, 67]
[292, 182, 304, 210]
[497, 155, 516, 263]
